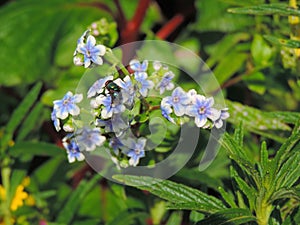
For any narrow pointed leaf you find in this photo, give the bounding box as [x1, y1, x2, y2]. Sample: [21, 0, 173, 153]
[269, 188, 300, 203]
[260, 141, 269, 175]
[195, 208, 256, 225]
[56, 174, 102, 223]
[228, 3, 300, 17]
[233, 121, 244, 147]
[113, 175, 226, 213]
[218, 186, 237, 208]
[1, 82, 42, 150]
[264, 35, 300, 48]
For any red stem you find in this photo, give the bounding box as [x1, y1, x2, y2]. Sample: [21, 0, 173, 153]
[156, 14, 185, 40]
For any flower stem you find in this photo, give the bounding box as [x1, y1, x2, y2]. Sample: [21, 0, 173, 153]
[256, 200, 273, 225]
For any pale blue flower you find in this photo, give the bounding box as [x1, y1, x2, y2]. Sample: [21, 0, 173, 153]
[53, 92, 83, 120]
[129, 59, 148, 79]
[186, 95, 220, 128]
[109, 137, 124, 154]
[156, 71, 175, 94]
[160, 98, 175, 123]
[114, 76, 135, 106]
[62, 139, 85, 163]
[214, 108, 229, 129]
[95, 95, 125, 119]
[163, 87, 190, 116]
[125, 138, 146, 166]
[77, 35, 106, 68]
[96, 116, 128, 133]
[137, 75, 154, 97]
[51, 110, 61, 131]
[87, 75, 113, 98]
[77, 127, 106, 151]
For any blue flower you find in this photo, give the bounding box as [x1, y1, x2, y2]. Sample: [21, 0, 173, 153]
[62, 139, 85, 163]
[163, 87, 190, 116]
[77, 35, 106, 68]
[109, 137, 124, 154]
[125, 138, 146, 166]
[214, 108, 229, 129]
[160, 99, 175, 123]
[137, 74, 154, 97]
[87, 75, 113, 98]
[76, 127, 106, 151]
[129, 59, 148, 79]
[96, 116, 129, 133]
[114, 76, 136, 106]
[51, 110, 61, 131]
[186, 95, 220, 128]
[95, 95, 125, 119]
[156, 71, 175, 94]
[53, 92, 83, 120]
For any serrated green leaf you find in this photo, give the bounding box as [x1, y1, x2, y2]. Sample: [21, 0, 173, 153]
[269, 188, 300, 203]
[56, 174, 102, 224]
[113, 175, 226, 213]
[195, 208, 256, 225]
[264, 35, 300, 48]
[233, 121, 244, 147]
[167, 202, 220, 214]
[1, 82, 42, 151]
[228, 3, 300, 17]
[16, 102, 44, 142]
[218, 186, 237, 208]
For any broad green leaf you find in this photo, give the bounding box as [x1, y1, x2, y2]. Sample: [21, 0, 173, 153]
[195, 208, 256, 225]
[213, 51, 248, 85]
[56, 174, 102, 224]
[113, 175, 226, 213]
[9, 142, 64, 158]
[167, 202, 223, 214]
[16, 102, 44, 141]
[1, 82, 42, 151]
[194, 0, 254, 32]
[0, 0, 112, 86]
[264, 35, 300, 48]
[228, 3, 300, 17]
[251, 34, 273, 67]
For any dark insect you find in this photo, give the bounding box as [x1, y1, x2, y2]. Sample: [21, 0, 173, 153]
[105, 80, 121, 103]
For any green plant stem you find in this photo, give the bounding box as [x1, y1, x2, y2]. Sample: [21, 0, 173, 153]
[105, 50, 130, 77]
[256, 200, 272, 225]
[2, 157, 11, 225]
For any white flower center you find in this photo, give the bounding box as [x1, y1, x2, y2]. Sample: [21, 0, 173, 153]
[198, 106, 206, 114]
[173, 96, 179, 103]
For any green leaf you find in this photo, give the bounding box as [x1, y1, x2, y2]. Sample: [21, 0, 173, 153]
[56, 174, 102, 224]
[16, 102, 44, 141]
[167, 202, 222, 214]
[213, 51, 248, 85]
[264, 35, 300, 49]
[113, 175, 226, 213]
[233, 121, 244, 147]
[9, 141, 64, 159]
[228, 3, 300, 17]
[106, 209, 148, 225]
[0, 0, 112, 86]
[251, 34, 273, 67]
[195, 208, 256, 225]
[166, 212, 183, 225]
[243, 71, 266, 95]
[269, 188, 300, 203]
[260, 141, 269, 176]
[218, 186, 237, 208]
[8, 169, 27, 204]
[0, 82, 42, 151]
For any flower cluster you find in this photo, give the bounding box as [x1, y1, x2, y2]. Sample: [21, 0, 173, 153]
[51, 30, 229, 167]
